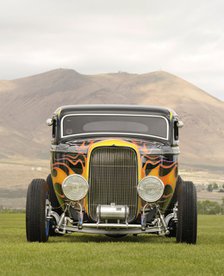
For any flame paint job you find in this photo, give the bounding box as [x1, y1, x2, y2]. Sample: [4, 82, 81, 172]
[51, 138, 178, 217]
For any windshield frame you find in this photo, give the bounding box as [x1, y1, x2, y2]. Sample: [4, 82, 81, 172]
[60, 113, 169, 141]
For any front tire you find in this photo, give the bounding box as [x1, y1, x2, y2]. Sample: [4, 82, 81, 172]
[176, 180, 197, 244]
[26, 179, 50, 242]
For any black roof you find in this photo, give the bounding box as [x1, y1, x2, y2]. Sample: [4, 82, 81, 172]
[54, 105, 177, 119]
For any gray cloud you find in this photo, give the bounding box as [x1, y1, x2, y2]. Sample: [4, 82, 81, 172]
[0, 0, 223, 99]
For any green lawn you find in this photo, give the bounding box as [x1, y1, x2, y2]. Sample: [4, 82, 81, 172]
[0, 214, 223, 276]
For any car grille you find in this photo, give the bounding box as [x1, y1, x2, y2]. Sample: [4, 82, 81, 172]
[88, 146, 138, 222]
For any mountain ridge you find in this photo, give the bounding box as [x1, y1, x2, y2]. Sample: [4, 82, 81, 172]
[0, 69, 223, 169]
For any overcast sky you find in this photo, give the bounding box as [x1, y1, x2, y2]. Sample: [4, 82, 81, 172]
[0, 0, 223, 100]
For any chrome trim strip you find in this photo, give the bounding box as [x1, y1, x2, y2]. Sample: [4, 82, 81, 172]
[60, 113, 169, 140]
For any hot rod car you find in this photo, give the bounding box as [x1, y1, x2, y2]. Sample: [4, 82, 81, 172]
[26, 105, 197, 243]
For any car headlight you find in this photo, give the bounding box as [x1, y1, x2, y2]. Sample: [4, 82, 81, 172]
[62, 174, 89, 201]
[137, 176, 164, 202]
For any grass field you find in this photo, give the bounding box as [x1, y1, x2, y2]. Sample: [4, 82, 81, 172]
[0, 214, 223, 276]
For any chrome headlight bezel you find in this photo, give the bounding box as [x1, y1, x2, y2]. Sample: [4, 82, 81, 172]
[137, 176, 164, 203]
[62, 174, 89, 201]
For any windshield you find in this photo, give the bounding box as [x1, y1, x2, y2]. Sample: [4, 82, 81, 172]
[61, 114, 169, 140]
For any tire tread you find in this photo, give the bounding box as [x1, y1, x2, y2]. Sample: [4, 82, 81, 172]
[176, 180, 197, 244]
[26, 179, 49, 242]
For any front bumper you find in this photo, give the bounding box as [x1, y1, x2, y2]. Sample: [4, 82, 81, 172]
[56, 223, 164, 235]
[49, 205, 175, 236]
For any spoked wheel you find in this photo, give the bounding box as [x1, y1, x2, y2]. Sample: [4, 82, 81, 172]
[176, 179, 197, 244]
[26, 179, 50, 242]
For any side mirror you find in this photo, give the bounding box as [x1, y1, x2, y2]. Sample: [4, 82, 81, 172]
[177, 120, 184, 128]
[46, 118, 53, 126]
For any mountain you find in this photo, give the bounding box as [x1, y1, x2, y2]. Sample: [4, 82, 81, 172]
[0, 68, 224, 169]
